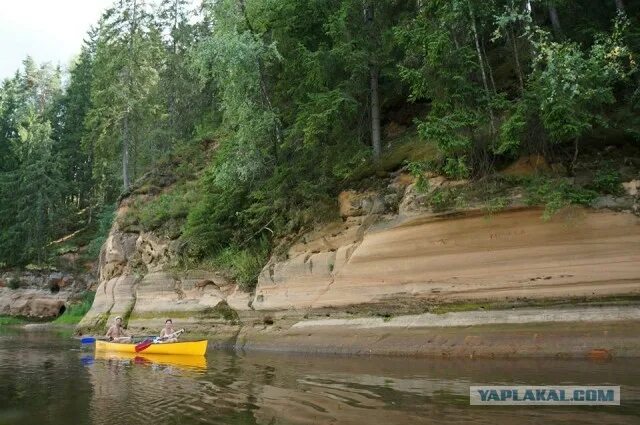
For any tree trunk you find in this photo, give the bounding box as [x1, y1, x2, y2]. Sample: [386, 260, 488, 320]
[508, 28, 525, 94]
[468, 0, 496, 133]
[370, 66, 382, 160]
[548, 4, 563, 39]
[614, 0, 625, 13]
[122, 114, 130, 191]
[481, 37, 497, 94]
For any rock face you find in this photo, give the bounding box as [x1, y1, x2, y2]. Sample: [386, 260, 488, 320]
[0, 289, 66, 318]
[78, 202, 241, 333]
[79, 172, 640, 357]
[253, 207, 640, 311]
[623, 180, 640, 197]
[338, 190, 387, 218]
[0, 270, 93, 319]
[501, 154, 551, 177]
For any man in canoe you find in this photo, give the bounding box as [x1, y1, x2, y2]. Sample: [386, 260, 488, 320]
[105, 316, 132, 343]
[158, 319, 184, 343]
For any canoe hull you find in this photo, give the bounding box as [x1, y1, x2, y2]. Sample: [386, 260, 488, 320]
[96, 339, 208, 356]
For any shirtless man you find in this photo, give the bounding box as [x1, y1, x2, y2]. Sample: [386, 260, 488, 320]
[159, 319, 183, 343]
[105, 316, 131, 343]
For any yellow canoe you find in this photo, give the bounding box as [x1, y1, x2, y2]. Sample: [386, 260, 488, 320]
[94, 351, 207, 370]
[95, 339, 208, 356]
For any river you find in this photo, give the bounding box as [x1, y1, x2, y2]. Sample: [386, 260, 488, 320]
[0, 328, 639, 424]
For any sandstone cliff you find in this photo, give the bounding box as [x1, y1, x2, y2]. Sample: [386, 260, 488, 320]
[77, 168, 640, 356]
[253, 206, 640, 311]
[0, 270, 94, 319]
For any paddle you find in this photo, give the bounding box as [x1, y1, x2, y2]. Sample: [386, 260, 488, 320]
[135, 339, 154, 352]
[80, 335, 155, 345]
[135, 329, 185, 352]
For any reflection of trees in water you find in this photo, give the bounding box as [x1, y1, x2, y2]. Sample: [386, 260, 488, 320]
[0, 343, 91, 424]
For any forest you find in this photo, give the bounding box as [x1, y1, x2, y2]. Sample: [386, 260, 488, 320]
[0, 0, 638, 283]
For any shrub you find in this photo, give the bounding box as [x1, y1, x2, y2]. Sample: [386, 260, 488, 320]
[429, 187, 467, 212]
[212, 237, 270, 292]
[523, 177, 597, 219]
[86, 204, 116, 258]
[590, 166, 622, 195]
[484, 196, 510, 215]
[137, 184, 199, 231]
[8, 277, 21, 290]
[405, 161, 430, 193]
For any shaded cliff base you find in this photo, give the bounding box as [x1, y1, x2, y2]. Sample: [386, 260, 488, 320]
[229, 305, 640, 359]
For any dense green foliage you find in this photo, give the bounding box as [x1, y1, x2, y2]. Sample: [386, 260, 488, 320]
[1, 0, 638, 284]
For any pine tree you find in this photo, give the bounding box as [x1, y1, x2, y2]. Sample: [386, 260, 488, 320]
[85, 0, 162, 194]
[53, 33, 97, 216]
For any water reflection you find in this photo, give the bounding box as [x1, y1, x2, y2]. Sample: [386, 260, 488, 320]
[1, 330, 640, 424]
[92, 351, 208, 371]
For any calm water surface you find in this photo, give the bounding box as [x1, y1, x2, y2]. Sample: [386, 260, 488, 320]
[0, 328, 639, 424]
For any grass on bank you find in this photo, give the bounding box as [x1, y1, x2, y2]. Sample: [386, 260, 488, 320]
[53, 291, 95, 324]
[0, 316, 27, 326]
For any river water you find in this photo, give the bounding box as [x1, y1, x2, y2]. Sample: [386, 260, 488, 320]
[1, 328, 639, 425]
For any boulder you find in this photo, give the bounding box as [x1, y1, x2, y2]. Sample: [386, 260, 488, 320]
[60, 275, 74, 289]
[0, 289, 66, 319]
[591, 195, 634, 210]
[398, 183, 425, 215]
[47, 272, 64, 291]
[338, 190, 386, 218]
[390, 172, 415, 188]
[226, 287, 253, 311]
[136, 232, 171, 272]
[623, 180, 640, 197]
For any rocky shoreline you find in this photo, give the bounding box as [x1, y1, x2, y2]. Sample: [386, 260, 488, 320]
[0, 270, 94, 319]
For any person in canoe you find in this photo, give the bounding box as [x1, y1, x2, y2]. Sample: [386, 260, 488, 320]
[158, 319, 184, 343]
[105, 316, 132, 343]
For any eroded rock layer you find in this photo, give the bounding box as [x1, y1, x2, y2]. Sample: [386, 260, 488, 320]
[0, 270, 94, 319]
[253, 207, 640, 310]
